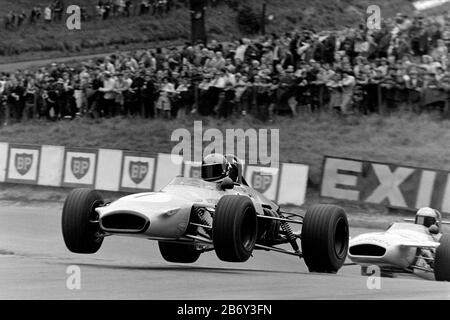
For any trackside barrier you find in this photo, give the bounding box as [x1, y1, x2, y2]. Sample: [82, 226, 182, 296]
[0, 142, 309, 206]
[321, 155, 450, 213]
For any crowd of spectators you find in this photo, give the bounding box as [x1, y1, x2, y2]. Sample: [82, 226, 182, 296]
[3, 10, 450, 125]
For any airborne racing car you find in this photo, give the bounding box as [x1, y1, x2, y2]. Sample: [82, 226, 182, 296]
[62, 174, 349, 273]
[348, 220, 450, 281]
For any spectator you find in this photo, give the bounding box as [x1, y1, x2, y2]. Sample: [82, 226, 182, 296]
[44, 5, 52, 23]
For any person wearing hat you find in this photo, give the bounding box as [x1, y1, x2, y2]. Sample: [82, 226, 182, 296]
[98, 71, 117, 117]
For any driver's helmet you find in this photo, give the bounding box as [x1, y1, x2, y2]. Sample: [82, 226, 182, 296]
[415, 207, 441, 228]
[201, 153, 231, 182]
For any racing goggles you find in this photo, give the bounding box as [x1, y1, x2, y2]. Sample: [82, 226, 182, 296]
[415, 216, 437, 228]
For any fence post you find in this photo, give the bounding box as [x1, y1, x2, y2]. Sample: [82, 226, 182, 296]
[377, 84, 383, 115]
[194, 82, 199, 112]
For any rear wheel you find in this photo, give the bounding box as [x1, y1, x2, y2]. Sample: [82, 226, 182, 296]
[435, 234, 450, 281]
[212, 195, 257, 262]
[301, 205, 349, 273]
[158, 242, 201, 263]
[62, 189, 104, 254]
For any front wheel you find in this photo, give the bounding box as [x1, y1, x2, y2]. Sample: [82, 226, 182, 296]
[61, 189, 104, 254]
[212, 195, 258, 262]
[435, 234, 450, 281]
[301, 205, 349, 273]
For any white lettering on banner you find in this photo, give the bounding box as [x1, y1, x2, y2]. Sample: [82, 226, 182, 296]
[321, 158, 361, 201]
[366, 165, 414, 207]
[321, 157, 450, 213]
[415, 170, 437, 209]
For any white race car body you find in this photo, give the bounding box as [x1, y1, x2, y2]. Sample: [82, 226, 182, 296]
[348, 223, 439, 270]
[95, 177, 276, 240]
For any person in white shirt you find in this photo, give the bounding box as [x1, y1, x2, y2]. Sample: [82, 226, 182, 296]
[156, 77, 175, 118]
[44, 6, 52, 23]
[114, 72, 132, 115]
[234, 39, 249, 63]
[341, 71, 356, 114]
[99, 72, 117, 117]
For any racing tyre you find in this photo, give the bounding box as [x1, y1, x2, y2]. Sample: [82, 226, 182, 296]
[434, 234, 450, 281]
[158, 242, 201, 263]
[212, 195, 257, 262]
[62, 189, 104, 254]
[301, 205, 349, 273]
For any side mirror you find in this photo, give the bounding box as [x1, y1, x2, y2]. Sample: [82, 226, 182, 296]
[220, 177, 235, 190]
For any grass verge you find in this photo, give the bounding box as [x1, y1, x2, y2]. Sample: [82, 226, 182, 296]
[0, 0, 416, 61]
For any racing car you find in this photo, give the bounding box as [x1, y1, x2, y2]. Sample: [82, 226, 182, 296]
[348, 217, 450, 281]
[62, 173, 349, 273]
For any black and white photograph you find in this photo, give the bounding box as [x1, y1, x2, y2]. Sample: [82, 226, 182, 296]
[0, 0, 449, 310]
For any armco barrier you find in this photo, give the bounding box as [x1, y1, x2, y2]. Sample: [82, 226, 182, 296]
[0, 142, 309, 206]
[321, 155, 450, 213]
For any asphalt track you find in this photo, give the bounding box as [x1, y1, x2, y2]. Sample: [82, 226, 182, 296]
[0, 202, 449, 300]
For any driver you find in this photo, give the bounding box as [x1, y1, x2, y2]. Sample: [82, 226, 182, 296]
[201, 153, 232, 183]
[414, 207, 442, 270]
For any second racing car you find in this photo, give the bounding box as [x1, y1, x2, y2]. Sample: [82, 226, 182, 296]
[348, 207, 450, 281]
